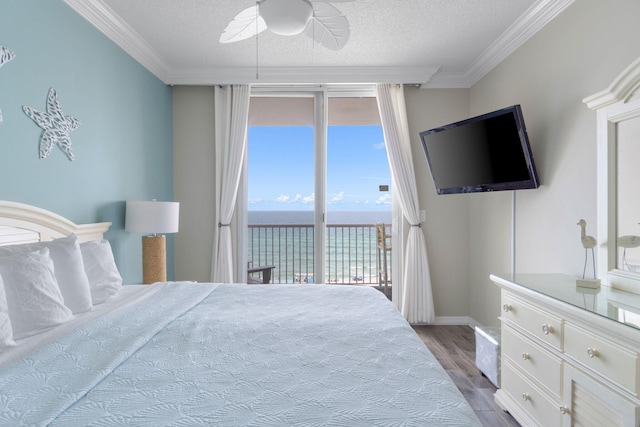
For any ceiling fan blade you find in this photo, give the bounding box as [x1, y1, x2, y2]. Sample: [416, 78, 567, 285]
[219, 5, 267, 43]
[305, 2, 350, 50]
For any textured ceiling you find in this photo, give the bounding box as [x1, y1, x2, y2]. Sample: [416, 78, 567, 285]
[64, 0, 574, 86]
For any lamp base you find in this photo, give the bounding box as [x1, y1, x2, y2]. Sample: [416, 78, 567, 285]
[142, 235, 166, 284]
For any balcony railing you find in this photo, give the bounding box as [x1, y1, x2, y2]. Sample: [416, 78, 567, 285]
[247, 223, 391, 287]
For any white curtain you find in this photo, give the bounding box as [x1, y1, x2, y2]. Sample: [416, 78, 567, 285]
[211, 85, 251, 283]
[376, 83, 435, 324]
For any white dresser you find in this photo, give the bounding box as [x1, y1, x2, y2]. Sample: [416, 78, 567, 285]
[491, 274, 640, 427]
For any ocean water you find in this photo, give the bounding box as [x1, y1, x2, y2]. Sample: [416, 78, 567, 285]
[248, 210, 392, 225]
[248, 210, 392, 284]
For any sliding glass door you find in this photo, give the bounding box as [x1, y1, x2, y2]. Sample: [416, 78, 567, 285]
[243, 87, 391, 291]
[325, 97, 390, 288]
[246, 94, 320, 283]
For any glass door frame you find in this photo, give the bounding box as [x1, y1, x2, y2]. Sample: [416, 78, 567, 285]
[237, 84, 398, 290]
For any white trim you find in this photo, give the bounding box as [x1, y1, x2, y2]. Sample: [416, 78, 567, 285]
[169, 66, 441, 86]
[0, 201, 111, 243]
[64, 0, 172, 83]
[250, 83, 377, 97]
[425, 0, 575, 88]
[314, 91, 328, 284]
[584, 56, 640, 110]
[469, 0, 574, 87]
[585, 57, 640, 293]
[412, 316, 481, 328]
[419, 71, 472, 89]
[65, 0, 573, 88]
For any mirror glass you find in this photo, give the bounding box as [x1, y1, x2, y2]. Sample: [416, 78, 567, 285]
[617, 116, 640, 272]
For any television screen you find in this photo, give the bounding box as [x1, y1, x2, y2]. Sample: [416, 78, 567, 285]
[419, 105, 539, 194]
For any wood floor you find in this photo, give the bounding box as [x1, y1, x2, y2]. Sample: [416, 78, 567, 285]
[412, 325, 520, 427]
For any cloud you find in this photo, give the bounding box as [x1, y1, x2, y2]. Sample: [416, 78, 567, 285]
[273, 193, 310, 204]
[376, 194, 392, 205]
[328, 192, 345, 204]
[303, 193, 315, 204]
[373, 141, 386, 150]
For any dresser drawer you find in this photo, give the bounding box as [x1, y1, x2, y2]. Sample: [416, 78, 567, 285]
[564, 322, 640, 395]
[501, 360, 563, 427]
[503, 326, 562, 398]
[502, 293, 563, 351]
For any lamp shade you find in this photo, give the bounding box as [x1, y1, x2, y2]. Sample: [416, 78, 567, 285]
[125, 201, 179, 234]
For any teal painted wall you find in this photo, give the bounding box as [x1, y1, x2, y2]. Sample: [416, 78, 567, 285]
[0, 0, 174, 283]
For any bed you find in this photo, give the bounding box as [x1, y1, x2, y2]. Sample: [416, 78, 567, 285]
[0, 201, 482, 426]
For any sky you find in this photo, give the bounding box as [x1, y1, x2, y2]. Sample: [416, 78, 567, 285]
[248, 125, 392, 211]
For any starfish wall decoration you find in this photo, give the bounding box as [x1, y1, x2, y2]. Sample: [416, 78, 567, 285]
[0, 46, 15, 66]
[22, 88, 80, 161]
[0, 45, 16, 124]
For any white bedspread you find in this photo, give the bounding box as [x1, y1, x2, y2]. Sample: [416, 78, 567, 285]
[0, 284, 162, 370]
[0, 283, 481, 426]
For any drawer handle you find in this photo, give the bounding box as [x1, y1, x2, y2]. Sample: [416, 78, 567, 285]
[541, 324, 554, 335]
[503, 303, 512, 312]
[559, 405, 570, 415]
[521, 352, 530, 361]
[587, 347, 599, 358]
[522, 393, 531, 402]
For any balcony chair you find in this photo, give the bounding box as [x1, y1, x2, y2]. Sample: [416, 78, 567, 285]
[247, 264, 276, 284]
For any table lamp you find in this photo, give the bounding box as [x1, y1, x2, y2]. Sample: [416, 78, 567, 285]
[125, 200, 179, 284]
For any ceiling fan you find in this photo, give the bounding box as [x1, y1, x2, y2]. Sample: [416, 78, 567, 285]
[220, 0, 353, 51]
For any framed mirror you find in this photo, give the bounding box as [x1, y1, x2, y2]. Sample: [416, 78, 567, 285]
[617, 116, 640, 272]
[585, 57, 640, 293]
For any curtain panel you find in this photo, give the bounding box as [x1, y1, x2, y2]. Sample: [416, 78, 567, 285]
[211, 85, 251, 283]
[375, 83, 435, 324]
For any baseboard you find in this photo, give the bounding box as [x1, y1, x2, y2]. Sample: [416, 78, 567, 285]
[412, 316, 481, 328]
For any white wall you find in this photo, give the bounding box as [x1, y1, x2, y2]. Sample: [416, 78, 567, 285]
[404, 88, 471, 318]
[465, 0, 640, 326]
[173, 86, 216, 282]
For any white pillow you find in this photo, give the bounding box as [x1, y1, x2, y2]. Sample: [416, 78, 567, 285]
[0, 248, 73, 339]
[80, 239, 123, 304]
[0, 234, 93, 314]
[0, 275, 16, 350]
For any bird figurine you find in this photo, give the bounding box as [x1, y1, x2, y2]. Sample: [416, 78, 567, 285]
[618, 235, 640, 247]
[577, 219, 597, 279]
[618, 234, 640, 270]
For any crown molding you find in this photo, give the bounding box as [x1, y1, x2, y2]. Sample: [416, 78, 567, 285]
[64, 0, 172, 84]
[464, 0, 575, 87]
[424, 0, 575, 88]
[65, 0, 574, 88]
[584, 56, 640, 110]
[419, 72, 471, 89]
[166, 65, 441, 86]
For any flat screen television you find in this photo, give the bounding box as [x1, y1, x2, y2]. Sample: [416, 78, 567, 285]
[419, 105, 539, 194]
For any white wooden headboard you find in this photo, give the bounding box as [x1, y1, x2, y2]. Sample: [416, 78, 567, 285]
[0, 201, 111, 246]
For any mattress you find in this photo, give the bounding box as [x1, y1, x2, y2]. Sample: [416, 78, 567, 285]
[0, 282, 481, 426]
